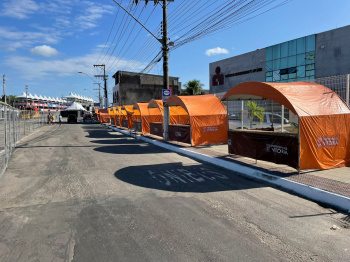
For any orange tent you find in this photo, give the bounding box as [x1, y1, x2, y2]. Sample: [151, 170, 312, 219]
[99, 109, 109, 123]
[94, 108, 100, 121]
[147, 100, 165, 137]
[147, 99, 191, 138]
[114, 106, 122, 127]
[110, 107, 117, 126]
[121, 105, 134, 129]
[165, 95, 228, 146]
[108, 107, 115, 125]
[222, 81, 350, 170]
[133, 103, 151, 133]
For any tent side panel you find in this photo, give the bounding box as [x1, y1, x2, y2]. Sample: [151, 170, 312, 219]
[169, 106, 190, 125]
[99, 109, 109, 123]
[228, 131, 298, 168]
[141, 115, 150, 133]
[299, 114, 350, 170]
[190, 115, 228, 146]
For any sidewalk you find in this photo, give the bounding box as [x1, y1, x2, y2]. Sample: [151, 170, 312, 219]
[107, 125, 350, 211]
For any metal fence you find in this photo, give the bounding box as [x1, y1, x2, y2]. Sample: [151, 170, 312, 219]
[216, 74, 350, 130]
[215, 73, 350, 105]
[0, 102, 59, 177]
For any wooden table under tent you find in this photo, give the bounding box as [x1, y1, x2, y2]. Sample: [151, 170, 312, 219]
[121, 105, 134, 129]
[98, 109, 109, 123]
[164, 95, 228, 146]
[221, 81, 350, 171]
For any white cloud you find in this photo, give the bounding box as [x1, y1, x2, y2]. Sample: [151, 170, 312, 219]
[30, 45, 59, 57]
[205, 47, 229, 56]
[4, 53, 147, 80]
[0, 27, 60, 51]
[75, 3, 114, 30]
[1, 0, 39, 19]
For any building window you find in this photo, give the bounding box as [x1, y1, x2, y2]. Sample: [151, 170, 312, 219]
[265, 34, 315, 83]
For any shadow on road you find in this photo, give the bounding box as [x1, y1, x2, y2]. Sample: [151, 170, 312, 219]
[89, 139, 134, 145]
[114, 162, 265, 193]
[94, 144, 168, 155]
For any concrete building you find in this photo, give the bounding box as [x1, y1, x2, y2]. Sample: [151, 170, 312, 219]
[210, 25, 350, 98]
[112, 71, 181, 106]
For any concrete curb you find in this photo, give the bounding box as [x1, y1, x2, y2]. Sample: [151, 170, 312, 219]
[108, 125, 350, 212]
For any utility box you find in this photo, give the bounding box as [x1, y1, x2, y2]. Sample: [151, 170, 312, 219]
[112, 71, 181, 106]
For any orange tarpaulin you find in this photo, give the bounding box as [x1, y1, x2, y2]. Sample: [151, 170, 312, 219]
[165, 95, 228, 146]
[133, 103, 150, 134]
[108, 107, 115, 124]
[121, 105, 134, 128]
[99, 109, 109, 123]
[94, 108, 100, 121]
[148, 99, 189, 124]
[147, 100, 165, 137]
[115, 106, 122, 127]
[222, 81, 350, 170]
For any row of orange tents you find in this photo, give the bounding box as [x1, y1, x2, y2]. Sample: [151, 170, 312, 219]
[93, 81, 350, 171]
[94, 94, 228, 147]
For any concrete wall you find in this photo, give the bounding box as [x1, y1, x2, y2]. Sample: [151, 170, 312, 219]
[315, 25, 350, 77]
[209, 49, 266, 95]
[113, 71, 180, 105]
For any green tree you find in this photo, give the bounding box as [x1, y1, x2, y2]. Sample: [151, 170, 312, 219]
[246, 101, 265, 128]
[183, 79, 204, 95]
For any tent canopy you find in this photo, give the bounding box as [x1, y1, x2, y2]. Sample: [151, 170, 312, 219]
[133, 103, 148, 117]
[121, 105, 134, 128]
[167, 94, 228, 117]
[66, 102, 86, 111]
[221, 81, 350, 116]
[122, 105, 134, 114]
[148, 100, 164, 114]
[165, 94, 227, 146]
[222, 81, 350, 170]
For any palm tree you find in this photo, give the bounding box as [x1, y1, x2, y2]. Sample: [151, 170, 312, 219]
[246, 101, 265, 128]
[183, 79, 204, 95]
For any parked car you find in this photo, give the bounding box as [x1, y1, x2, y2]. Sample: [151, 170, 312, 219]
[67, 114, 77, 123]
[229, 112, 297, 133]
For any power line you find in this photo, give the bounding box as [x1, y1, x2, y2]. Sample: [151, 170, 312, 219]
[95, 0, 123, 65]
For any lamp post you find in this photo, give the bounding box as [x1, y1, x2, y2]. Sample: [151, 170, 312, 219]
[78, 72, 103, 107]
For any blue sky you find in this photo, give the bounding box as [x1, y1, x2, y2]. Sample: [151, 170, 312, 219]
[1, 0, 350, 102]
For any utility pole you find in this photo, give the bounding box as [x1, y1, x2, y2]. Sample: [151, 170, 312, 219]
[93, 64, 108, 109]
[113, 0, 173, 140]
[93, 83, 103, 107]
[113, 0, 173, 90]
[161, 0, 169, 90]
[2, 74, 6, 104]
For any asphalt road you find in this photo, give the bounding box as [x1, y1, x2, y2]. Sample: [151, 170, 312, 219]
[0, 121, 348, 262]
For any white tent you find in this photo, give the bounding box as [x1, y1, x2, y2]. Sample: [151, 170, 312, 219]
[65, 102, 86, 111]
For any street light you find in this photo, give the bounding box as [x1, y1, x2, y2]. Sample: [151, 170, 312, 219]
[78, 71, 96, 83]
[78, 71, 102, 107]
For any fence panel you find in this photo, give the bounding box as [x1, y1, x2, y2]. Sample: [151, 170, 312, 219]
[0, 103, 49, 177]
